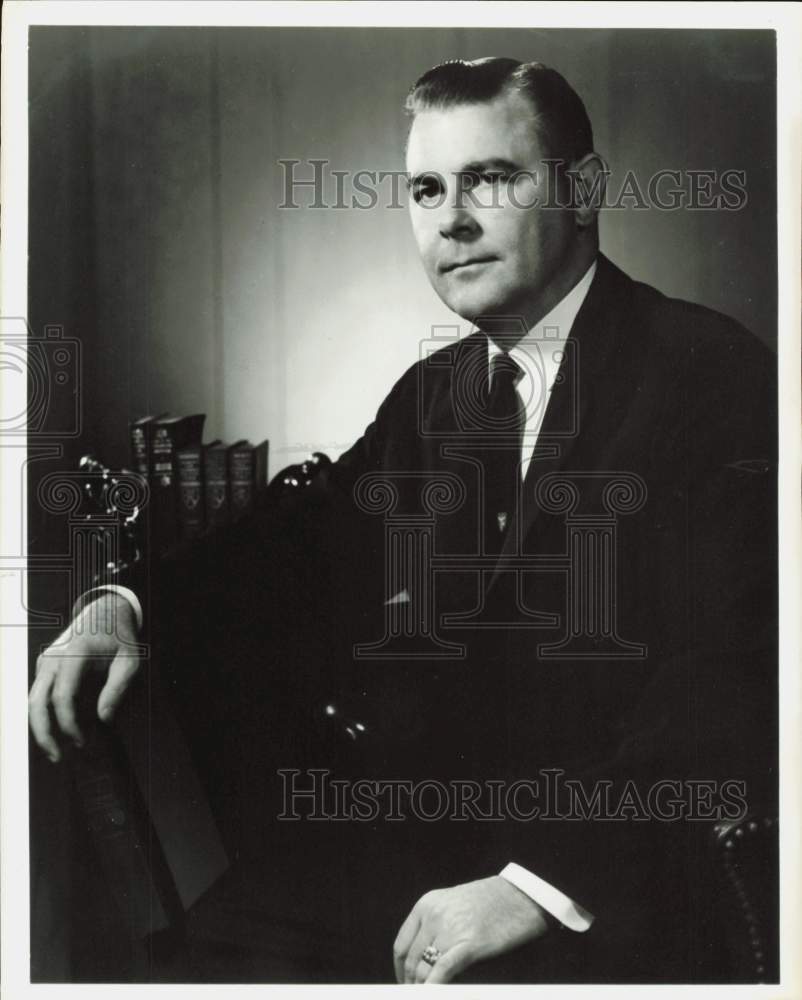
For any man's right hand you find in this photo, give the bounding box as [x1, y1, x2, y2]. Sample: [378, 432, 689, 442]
[28, 593, 141, 763]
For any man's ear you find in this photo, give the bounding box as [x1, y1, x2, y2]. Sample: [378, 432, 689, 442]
[568, 153, 609, 228]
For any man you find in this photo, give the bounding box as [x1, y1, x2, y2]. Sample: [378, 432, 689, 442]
[29, 58, 777, 984]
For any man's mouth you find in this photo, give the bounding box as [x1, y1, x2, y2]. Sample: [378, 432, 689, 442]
[439, 256, 498, 274]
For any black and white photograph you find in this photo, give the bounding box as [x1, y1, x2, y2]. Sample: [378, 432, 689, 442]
[2, 1, 800, 993]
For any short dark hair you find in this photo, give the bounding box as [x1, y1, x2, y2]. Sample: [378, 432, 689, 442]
[405, 57, 594, 165]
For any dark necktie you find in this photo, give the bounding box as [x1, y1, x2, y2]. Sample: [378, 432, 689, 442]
[482, 352, 525, 553]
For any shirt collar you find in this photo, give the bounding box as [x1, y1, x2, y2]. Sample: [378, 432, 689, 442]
[486, 259, 598, 372]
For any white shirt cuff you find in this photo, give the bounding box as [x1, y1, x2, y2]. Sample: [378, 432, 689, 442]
[81, 585, 144, 631]
[499, 861, 595, 932]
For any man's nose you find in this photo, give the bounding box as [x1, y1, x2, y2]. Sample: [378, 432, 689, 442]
[437, 198, 480, 241]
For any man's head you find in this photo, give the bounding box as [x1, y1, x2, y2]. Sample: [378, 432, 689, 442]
[404, 57, 606, 334]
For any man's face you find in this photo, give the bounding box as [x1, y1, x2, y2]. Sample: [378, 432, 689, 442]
[406, 91, 578, 327]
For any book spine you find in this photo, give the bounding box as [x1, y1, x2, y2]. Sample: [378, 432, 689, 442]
[177, 446, 204, 540]
[70, 723, 175, 939]
[130, 420, 152, 477]
[229, 446, 255, 522]
[256, 441, 268, 495]
[150, 427, 179, 554]
[149, 415, 206, 555]
[204, 448, 230, 529]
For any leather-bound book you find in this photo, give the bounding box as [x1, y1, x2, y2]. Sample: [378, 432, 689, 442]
[177, 439, 220, 541]
[129, 412, 168, 478]
[149, 414, 206, 555]
[68, 711, 178, 943]
[229, 439, 269, 522]
[204, 440, 243, 531]
[69, 670, 229, 948]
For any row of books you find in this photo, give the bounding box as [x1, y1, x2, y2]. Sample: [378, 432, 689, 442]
[130, 413, 269, 554]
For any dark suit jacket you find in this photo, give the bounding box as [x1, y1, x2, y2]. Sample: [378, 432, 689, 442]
[291, 252, 777, 980]
[148, 253, 777, 982]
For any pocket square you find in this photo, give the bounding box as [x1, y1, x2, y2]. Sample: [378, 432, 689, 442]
[384, 588, 411, 606]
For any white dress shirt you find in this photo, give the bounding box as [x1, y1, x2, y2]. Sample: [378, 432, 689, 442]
[87, 260, 599, 933]
[486, 259, 597, 482]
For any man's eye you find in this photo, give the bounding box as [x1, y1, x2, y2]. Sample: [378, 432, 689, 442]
[412, 176, 443, 204]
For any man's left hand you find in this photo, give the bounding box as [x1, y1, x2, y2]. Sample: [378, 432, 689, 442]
[392, 875, 551, 984]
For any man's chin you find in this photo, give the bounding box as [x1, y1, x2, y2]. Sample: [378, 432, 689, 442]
[438, 290, 511, 325]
